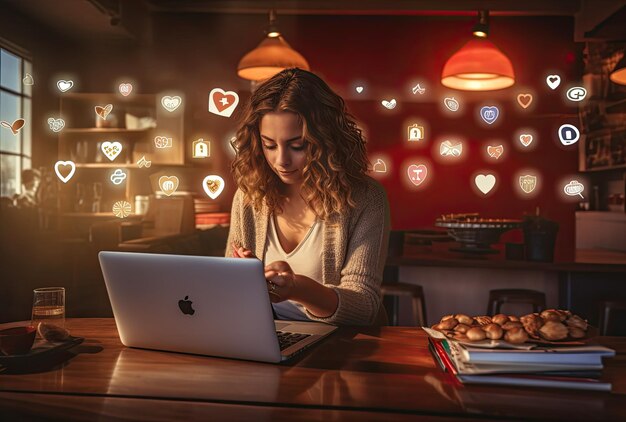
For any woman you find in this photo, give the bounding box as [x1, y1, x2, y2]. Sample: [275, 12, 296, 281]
[227, 68, 390, 326]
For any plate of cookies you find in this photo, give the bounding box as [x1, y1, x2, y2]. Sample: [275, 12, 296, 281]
[426, 309, 592, 348]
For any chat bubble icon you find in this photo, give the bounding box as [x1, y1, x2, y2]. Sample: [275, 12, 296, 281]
[564, 180, 585, 199]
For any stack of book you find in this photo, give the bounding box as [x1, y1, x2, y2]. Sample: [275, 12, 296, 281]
[425, 328, 615, 391]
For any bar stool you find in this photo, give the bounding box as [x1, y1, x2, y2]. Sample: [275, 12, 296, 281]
[487, 289, 546, 316]
[598, 300, 626, 336]
[381, 282, 427, 326]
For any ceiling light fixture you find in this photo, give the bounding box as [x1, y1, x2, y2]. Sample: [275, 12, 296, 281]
[609, 52, 626, 85]
[441, 10, 515, 91]
[237, 10, 310, 82]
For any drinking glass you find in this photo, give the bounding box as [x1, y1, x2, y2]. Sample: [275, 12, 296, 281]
[31, 287, 65, 336]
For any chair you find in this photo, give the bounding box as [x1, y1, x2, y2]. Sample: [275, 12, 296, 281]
[487, 289, 546, 315]
[381, 231, 427, 326]
[598, 300, 626, 336]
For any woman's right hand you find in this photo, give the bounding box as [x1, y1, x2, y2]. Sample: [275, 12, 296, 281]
[231, 242, 256, 259]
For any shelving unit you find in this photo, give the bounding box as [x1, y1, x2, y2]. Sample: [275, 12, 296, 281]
[57, 93, 185, 215]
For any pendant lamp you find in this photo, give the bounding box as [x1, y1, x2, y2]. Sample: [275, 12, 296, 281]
[237, 10, 310, 82]
[609, 53, 626, 85]
[441, 11, 515, 91]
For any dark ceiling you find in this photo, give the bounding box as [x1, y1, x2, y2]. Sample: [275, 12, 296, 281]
[1, 0, 625, 42]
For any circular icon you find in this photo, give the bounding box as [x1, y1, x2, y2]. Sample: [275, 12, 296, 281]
[444, 97, 459, 112]
[566, 87, 587, 102]
[112, 201, 132, 218]
[558, 124, 580, 146]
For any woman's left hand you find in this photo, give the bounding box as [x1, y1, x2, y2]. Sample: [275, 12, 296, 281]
[264, 261, 297, 303]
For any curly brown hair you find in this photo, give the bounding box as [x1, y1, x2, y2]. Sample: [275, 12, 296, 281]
[231, 68, 370, 220]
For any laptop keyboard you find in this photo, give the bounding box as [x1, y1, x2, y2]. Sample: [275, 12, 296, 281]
[276, 331, 311, 351]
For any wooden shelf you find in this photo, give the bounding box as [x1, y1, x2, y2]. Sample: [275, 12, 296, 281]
[75, 163, 137, 169]
[581, 164, 626, 172]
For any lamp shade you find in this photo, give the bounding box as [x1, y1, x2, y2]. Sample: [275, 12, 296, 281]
[237, 35, 310, 81]
[441, 38, 515, 91]
[609, 53, 626, 85]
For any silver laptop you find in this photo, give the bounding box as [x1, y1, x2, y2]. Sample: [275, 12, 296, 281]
[98, 251, 337, 363]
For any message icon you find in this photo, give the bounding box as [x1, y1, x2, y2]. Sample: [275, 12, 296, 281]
[101, 141, 122, 161]
[566, 87, 587, 102]
[558, 124, 580, 145]
[54, 161, 76, 183]
[159, 176, 179, 196]
[112, 201, 132, 218]
[208, 88, 239, 118]
[475, 174, 496, 194]
[564, 180, 585, 198]
[203, 175, 225, 199]
[444, 97, 459, 112]
[161, 96, 182, 112]
[480, 106, 499, 125]
[57, 80, 73, 92]
[381, 98, 396, 110]
[407, 164, 428, 187]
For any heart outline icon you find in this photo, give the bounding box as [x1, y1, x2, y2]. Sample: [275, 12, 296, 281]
[444, 97, 459, 112]
[407, 164, 428, 187]
[47, 118, 65, 132]
[487, 145, 504, 159]
[519, 134, 533, 147]
[57, 80, 73, 92]
[480, 106, 499, 125]
[22, 73, 34, 86]
[202, 175, 225, 199]
[546, 75, 561, 90]
[159, 176, 180, 196]
[95, 104, 113, 120]
[382, 99, 397, 110]
[0, 119, 25, 135]
[54, 161, 76, 183]
[208, 88, 239, 117]
[101, 141, 123, 161]
[475, 174, 496, 194]
[161, 96, 182, 112]
[356, 86, 364, 93]
[119, 83, 133, 96]
[517, 93, 533, 109]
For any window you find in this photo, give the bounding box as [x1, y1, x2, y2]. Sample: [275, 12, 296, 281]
[0, 43, 32, 198]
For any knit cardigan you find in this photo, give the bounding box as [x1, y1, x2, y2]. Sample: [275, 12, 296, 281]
[225, 177, 391, 326]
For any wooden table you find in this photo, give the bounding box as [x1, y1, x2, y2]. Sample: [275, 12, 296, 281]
[1, 319, 626, 421]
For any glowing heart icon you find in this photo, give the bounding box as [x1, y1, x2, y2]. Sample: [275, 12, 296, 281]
[54, 161, 76, 183]
[208, 88, 239, 117]
[119, 83, 133, 96]
[57, 80, 73, 92]
[546, 75, 561, 90]
[519, 134, 533, 147]
[101, 141, 122, 161]
[161, 96, 182, 112]
[202, 175, 225, 199]
[407, 164, 428, 187]
[487, 145, 504, 159]
[356, 86, 364, 93]
[47, 118, 65, 132]
[480, 106, 499, 125]
[22, 73, 34, 86]
[95, 104, 113, 120]
[159, 176, 179, 196]
[517, 94, 533, 109]
[382, 99, 397, 110]
[475, 174, 496, 194]
[444, 97, 459, 112]
[0, 119, 25, 135]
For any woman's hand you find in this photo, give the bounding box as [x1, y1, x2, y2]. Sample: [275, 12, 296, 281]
[231, 242, 256, 259]
[264, 261, 297, 303]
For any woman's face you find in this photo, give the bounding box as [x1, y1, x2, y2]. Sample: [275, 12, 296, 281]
[259, 112, 307, 186]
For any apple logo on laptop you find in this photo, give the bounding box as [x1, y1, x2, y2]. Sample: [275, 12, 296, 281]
[178, 296, 195, 315]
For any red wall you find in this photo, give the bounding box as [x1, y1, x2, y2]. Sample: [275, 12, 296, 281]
[19, 12, 582, 260]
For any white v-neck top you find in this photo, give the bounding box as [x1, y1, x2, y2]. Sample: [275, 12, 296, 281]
[265, 214, 324, 321]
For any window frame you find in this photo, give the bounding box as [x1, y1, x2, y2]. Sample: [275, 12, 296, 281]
[0, 38, 33, 197]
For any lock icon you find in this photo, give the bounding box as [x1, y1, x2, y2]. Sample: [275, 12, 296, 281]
[408, 124, 424, 141]
[193, 138, 210, 158]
